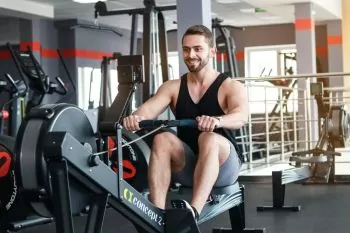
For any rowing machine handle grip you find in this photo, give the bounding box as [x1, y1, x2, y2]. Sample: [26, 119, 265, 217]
[139, 119, 197, 128]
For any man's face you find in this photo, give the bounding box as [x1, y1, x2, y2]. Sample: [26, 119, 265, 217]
[182, 35, 216, 73]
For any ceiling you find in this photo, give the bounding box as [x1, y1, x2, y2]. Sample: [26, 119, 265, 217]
[1, 0, 343, 31]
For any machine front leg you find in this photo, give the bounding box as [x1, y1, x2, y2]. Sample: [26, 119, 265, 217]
[48, 159, 75, 233]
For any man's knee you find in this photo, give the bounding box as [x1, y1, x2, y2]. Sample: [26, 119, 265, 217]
[198, 132, 219, 148]
[152, 131, 175, 148]
[198, 132, 230, 163]
[152, 131, 184, 156]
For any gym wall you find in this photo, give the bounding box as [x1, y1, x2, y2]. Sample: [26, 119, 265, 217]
[167, 22, 329, 77]
[0, 17, 139, 107]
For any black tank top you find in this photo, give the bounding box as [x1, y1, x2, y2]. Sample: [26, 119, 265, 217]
[175, 73, 244, 163]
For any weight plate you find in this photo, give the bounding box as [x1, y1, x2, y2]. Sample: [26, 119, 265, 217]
[14, 103, 97, 217]
[108, 130, 150, 192]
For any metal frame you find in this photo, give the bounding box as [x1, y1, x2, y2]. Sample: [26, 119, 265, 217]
[94, 0, 175, 102]
[212, 18, 242, 78]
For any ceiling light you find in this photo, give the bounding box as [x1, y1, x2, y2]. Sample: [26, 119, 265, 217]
[216, 0, 241, 4]
[239, 8, 255, 13]
[73, 0, 106, 4]
[240, 8, 266, 13]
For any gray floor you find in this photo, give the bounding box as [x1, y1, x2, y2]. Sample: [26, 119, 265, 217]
[12, 182, 350, 233]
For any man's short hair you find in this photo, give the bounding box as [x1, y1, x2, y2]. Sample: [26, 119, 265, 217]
[182, 25, 214, 48]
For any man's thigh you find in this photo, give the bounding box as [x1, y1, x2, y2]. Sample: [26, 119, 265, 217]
[214, 141, 241, 187]
[171, 142, 196, 187]
[172, 134, 242, 187]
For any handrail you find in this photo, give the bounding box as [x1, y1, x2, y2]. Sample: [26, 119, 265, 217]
[235, 71, 350, 81]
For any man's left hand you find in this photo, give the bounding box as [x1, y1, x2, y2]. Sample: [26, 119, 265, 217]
[196, 115, 220, 132]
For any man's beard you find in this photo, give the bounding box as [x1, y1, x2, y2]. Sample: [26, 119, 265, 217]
[185, 56, 209, 73]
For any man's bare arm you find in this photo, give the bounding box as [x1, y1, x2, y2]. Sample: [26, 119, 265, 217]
[132, 80, 175, 119]
[218, 80, 249, 129]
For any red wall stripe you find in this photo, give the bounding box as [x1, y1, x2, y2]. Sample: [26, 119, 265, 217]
[0, 51, 11, 59]
[0, 41, 114, 60]
[61, 49, 113, 60]
[295, 18, 313, 31]
[328, 35, 342, 45]
[41, 48, 59, 58]
[216, 51, 244, 62]
[236, 51, 244, 61]
[20, 41, 41, 52]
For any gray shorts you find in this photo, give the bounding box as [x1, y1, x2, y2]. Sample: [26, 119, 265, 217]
[172, 139, 242, 187]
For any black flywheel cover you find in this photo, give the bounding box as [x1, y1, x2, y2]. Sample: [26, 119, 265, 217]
[329, 105, 350, 147]
[14, 103, 97, 217]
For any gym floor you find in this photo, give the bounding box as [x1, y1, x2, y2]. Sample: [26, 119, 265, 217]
[13, 151, 350, 233]
[17, 182, 350, 233]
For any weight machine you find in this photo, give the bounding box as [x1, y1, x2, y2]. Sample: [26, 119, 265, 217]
[212, 18, 242, 78]
[94, 0, 173, 107]
[97, 54, 151, 192]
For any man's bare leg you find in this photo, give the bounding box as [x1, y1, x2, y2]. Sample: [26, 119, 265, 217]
[148, 132, 186, 209]
[190, 132, 230, 214]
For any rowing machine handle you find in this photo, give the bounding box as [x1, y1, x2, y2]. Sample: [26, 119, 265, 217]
[139, 119, 197, 128]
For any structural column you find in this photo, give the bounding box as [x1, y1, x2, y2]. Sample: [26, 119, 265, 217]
[327, 20, 343, 101]
[294, 2, 318, 148]
[176, 0, 212, 75]
[342, 0, 350, 108]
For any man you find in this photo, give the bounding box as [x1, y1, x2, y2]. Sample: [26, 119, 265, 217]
[123, 25, 248, 221]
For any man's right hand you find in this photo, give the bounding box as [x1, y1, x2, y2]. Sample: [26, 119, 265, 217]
[123, 114, 145, 131]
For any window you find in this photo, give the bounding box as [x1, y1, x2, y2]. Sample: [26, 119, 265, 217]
[77, 67, 118, 110]
[245, 45, 297, 114]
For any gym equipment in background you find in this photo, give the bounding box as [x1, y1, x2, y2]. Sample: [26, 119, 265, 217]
[97, 54, 151, 192]
[0, 73, 27, 135]
[212, 17, 243, 79]
[94, 0, 173, 105]
[7, 43, 69, 114]
[0, 42, 73, 228]
[257, 82, 350, 212]
[212, 18, 251, 163]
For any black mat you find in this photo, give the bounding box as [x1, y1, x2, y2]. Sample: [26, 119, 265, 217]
[9, 183, 350, 233]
